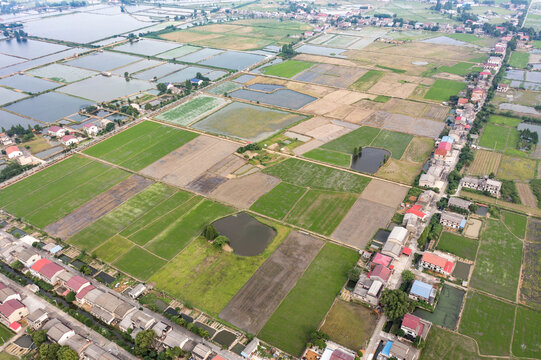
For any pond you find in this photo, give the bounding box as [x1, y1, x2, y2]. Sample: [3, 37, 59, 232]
[65, 51, 140, 72]
[247, 83, 284, 92]
[133, 63, 185, 81]
[350, 147, 390, 174]
[0, 74, 60, 94]
[452, 261, 471, 281]
[296, 44, 346, 57]
[213, 330, 237, 348]
[160, 66, 212, 84]
[0, 39, 70, 59]
[111, 59, 163, 76]
[113, 39, 180, 56]
[28, 63, 97, 83]
[199, 51, 266, 71]
[178, 48, 224, 63]
[59, 75, 152, 102]
[0, 48, 87, 77]
[0, 87, 27, 106]
[4, 92, 93, 123]
[212, 212, 276, 256]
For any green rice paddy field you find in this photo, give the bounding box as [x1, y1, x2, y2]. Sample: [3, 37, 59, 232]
[0, 156, 130, 228]
[259, 243, 358, 356]
[436, 232, 478, 261]
[262, 60, 313, 78]
[424, 79, 466, 102]
[83, 121, 198, 170]
[155, 95, 226, 126]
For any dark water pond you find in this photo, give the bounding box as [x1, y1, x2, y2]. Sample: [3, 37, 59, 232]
[247, 83, 284, 92]
[213, 330, 237, 348]
[212, 212, 276, 256]
[350, 147, 390, 174]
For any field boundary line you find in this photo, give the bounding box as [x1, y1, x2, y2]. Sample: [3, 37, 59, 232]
[437, 324, 512, 359]
[282, 186, 310, 220]
[72, 188, 181, 252]
[141, 197, 205, 251]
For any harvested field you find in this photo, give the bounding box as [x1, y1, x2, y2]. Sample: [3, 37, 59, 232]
[209, 171, 281, 208]
[288, 116, 356, 143]
[367, 78, 419, 98]
[320, 300, 378, 351]
[285, 190, 357, 236]
[403, 137, 434, 163]
[497, 155, 537, 180]
[259, 243, 358, 356]
[140, 135, 238, 187]
[293, 63, 367, 88]
[186, 173, 228, 195]
[375, 159, 421, 184]
[361, 111, 444, 138]
[527, 217, 541, 243]
[219, 231, 324, 333]
[332, 198, 395, 248]
[521, 241, 541, 308]
[45, 175, 153, 239]
[359, 179, 409, 208]
[467, 150, 501, 176]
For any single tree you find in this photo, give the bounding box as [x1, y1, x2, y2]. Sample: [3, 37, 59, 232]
[203, 225, 219, 240]
[135, 329, 156, 356]
[31, 329, 47, 348]
[401, 270, 415, 283]
[65, 291, 76, 303]
[57, 346, 78, 360]
[379, 289, 413, 320]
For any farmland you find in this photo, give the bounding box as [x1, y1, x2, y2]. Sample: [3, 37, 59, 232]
[413, 284, 465, 330]
[508, 51, 530, 69]
[319, 300, 378, 351]
[478, 124, 511, 151]
[436, 232, 478, 261]
[262, 60, 313, 78]
[459, 292, 514, 356]
[501, 210, 527, 238]
[113, 246, 168, 281]
[521, 242, 541, 308]
[350, 70, 384, 92]
[262, 158, 370, 193]
[512, 306, 541, 358]
[467, 150, 501, 176]
[420, 326, 497, 360]
[424, 79, 466, 101]
[470, 219, 523, 300]
[0, 156, 130, 228]
[155, 95, 227, 126]
[497, 155, 537, 180]
[149, 220, 289, 315]
[259, 243, 358, 356]
[284, 190, 357, 236]
[83, 121, 199, 171]
[249, 182, 307, 220]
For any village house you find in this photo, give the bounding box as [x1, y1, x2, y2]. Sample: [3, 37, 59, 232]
[83, 123, 99, 136]
[401, 313, 430, 340]
[27, 308, 48, 330]
[75, 285, 96, 305]
[460, 176, 502, 197]
[421, 252, 454, 275]
[16, 248, 40, 268]
[440, 210, 466, 230]
[368, 264, 391, 284]
[354, 273, 384, 305]
[5, 146, 22, 159]
[162, 330, 189, 350]
[65, 275, 91, 294]
[470, 88, 485, 102]
[45, 319, 75, 345]
[119, 310, 155, 333]
[497, 83, 509, 92]
[192, 343, 211, 360]
[47, 126, 67, 138]
[382, 226, 408, 259]
[0, 299, 28, 324]
[83, 344, 120, 360]
[92, 292, 136, 323]
[418, 165, 444, 189]
[0, 283, 21, 304]
[242, 338, 259, 358]
[379, 340, 415, 360]
[61, 134, 79, 146]
[0, 133, 13, 146]
[30, 258, 65, 285]
[409, 280, 436, 303]
[448, 197, 471, 211]
[66, 333, 91, 355]
[128, 283, 146, 299]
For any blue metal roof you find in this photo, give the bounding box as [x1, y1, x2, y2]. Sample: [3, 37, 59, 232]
[410, 280, 433, 299]
[460, 219, 467, 228]
[381, 341, 393, 356]
[50, 245, 63, 254]
[441, 136, 454, 144]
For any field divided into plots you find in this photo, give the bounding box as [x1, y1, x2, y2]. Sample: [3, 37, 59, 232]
[83, 121, 199, 171]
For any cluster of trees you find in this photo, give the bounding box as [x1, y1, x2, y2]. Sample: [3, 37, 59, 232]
[120, 105, 139, 117]
[280, 43, 296, 59]
[0, 162, 35, 183]
[203, 225, 229, 249]
[3, 124, 40, 141]
[529, 179, 541, 206]
[501, 179, 521, 204]
[417, 214, 442, 249]
[237, 143, 261, 153]
[517, 128, 538, 150]
[307, 331, 329, 350]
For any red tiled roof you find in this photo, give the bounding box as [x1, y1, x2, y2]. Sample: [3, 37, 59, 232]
[66, 276, 89, 292]
[9, 322, 21, 331]
[329, 349, 354, 360]
[76, 285, 95, 299]
[402, 247, 412, 255]
[373, 253, 392, 268]
[438, 142, 452, 151]
[48, 126, 62, 132]
[434, 148, 447, 157]
[61, 135, 75, 142]
[458, 98, 468, 104]
[5, 146, 20, 155]
[369, 264, 391, 281]
[444, 260, 454, 274]
[455, 116, 462, 121]
[31, 258, 51, 272]
[406, 205, 426, 218]
[0, 299, 25, 318]
[422, 252, 447, 268]
[39, 262, 64, 279]
[402, 313, 424, 335]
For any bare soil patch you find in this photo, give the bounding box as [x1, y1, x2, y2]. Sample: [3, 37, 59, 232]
[45, 175, 153, 239]
[289, 116, 356, 143]
[464, 218, 483, 239]
[467, 150, 501, 176]
[140, 136, 237, 187]
[186, 173, 228, 195]
[210, 171, 281, 208]
[332, 198, 395, 248]
[293, 139, 325, 155]
[294, 54, 361, 67]
[516, 182, 538, 208]
[294, 64, 367, 88]
[367, 80, 418, 98]
[359, 179, 409, 208]
[219, 231, 324, 333]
